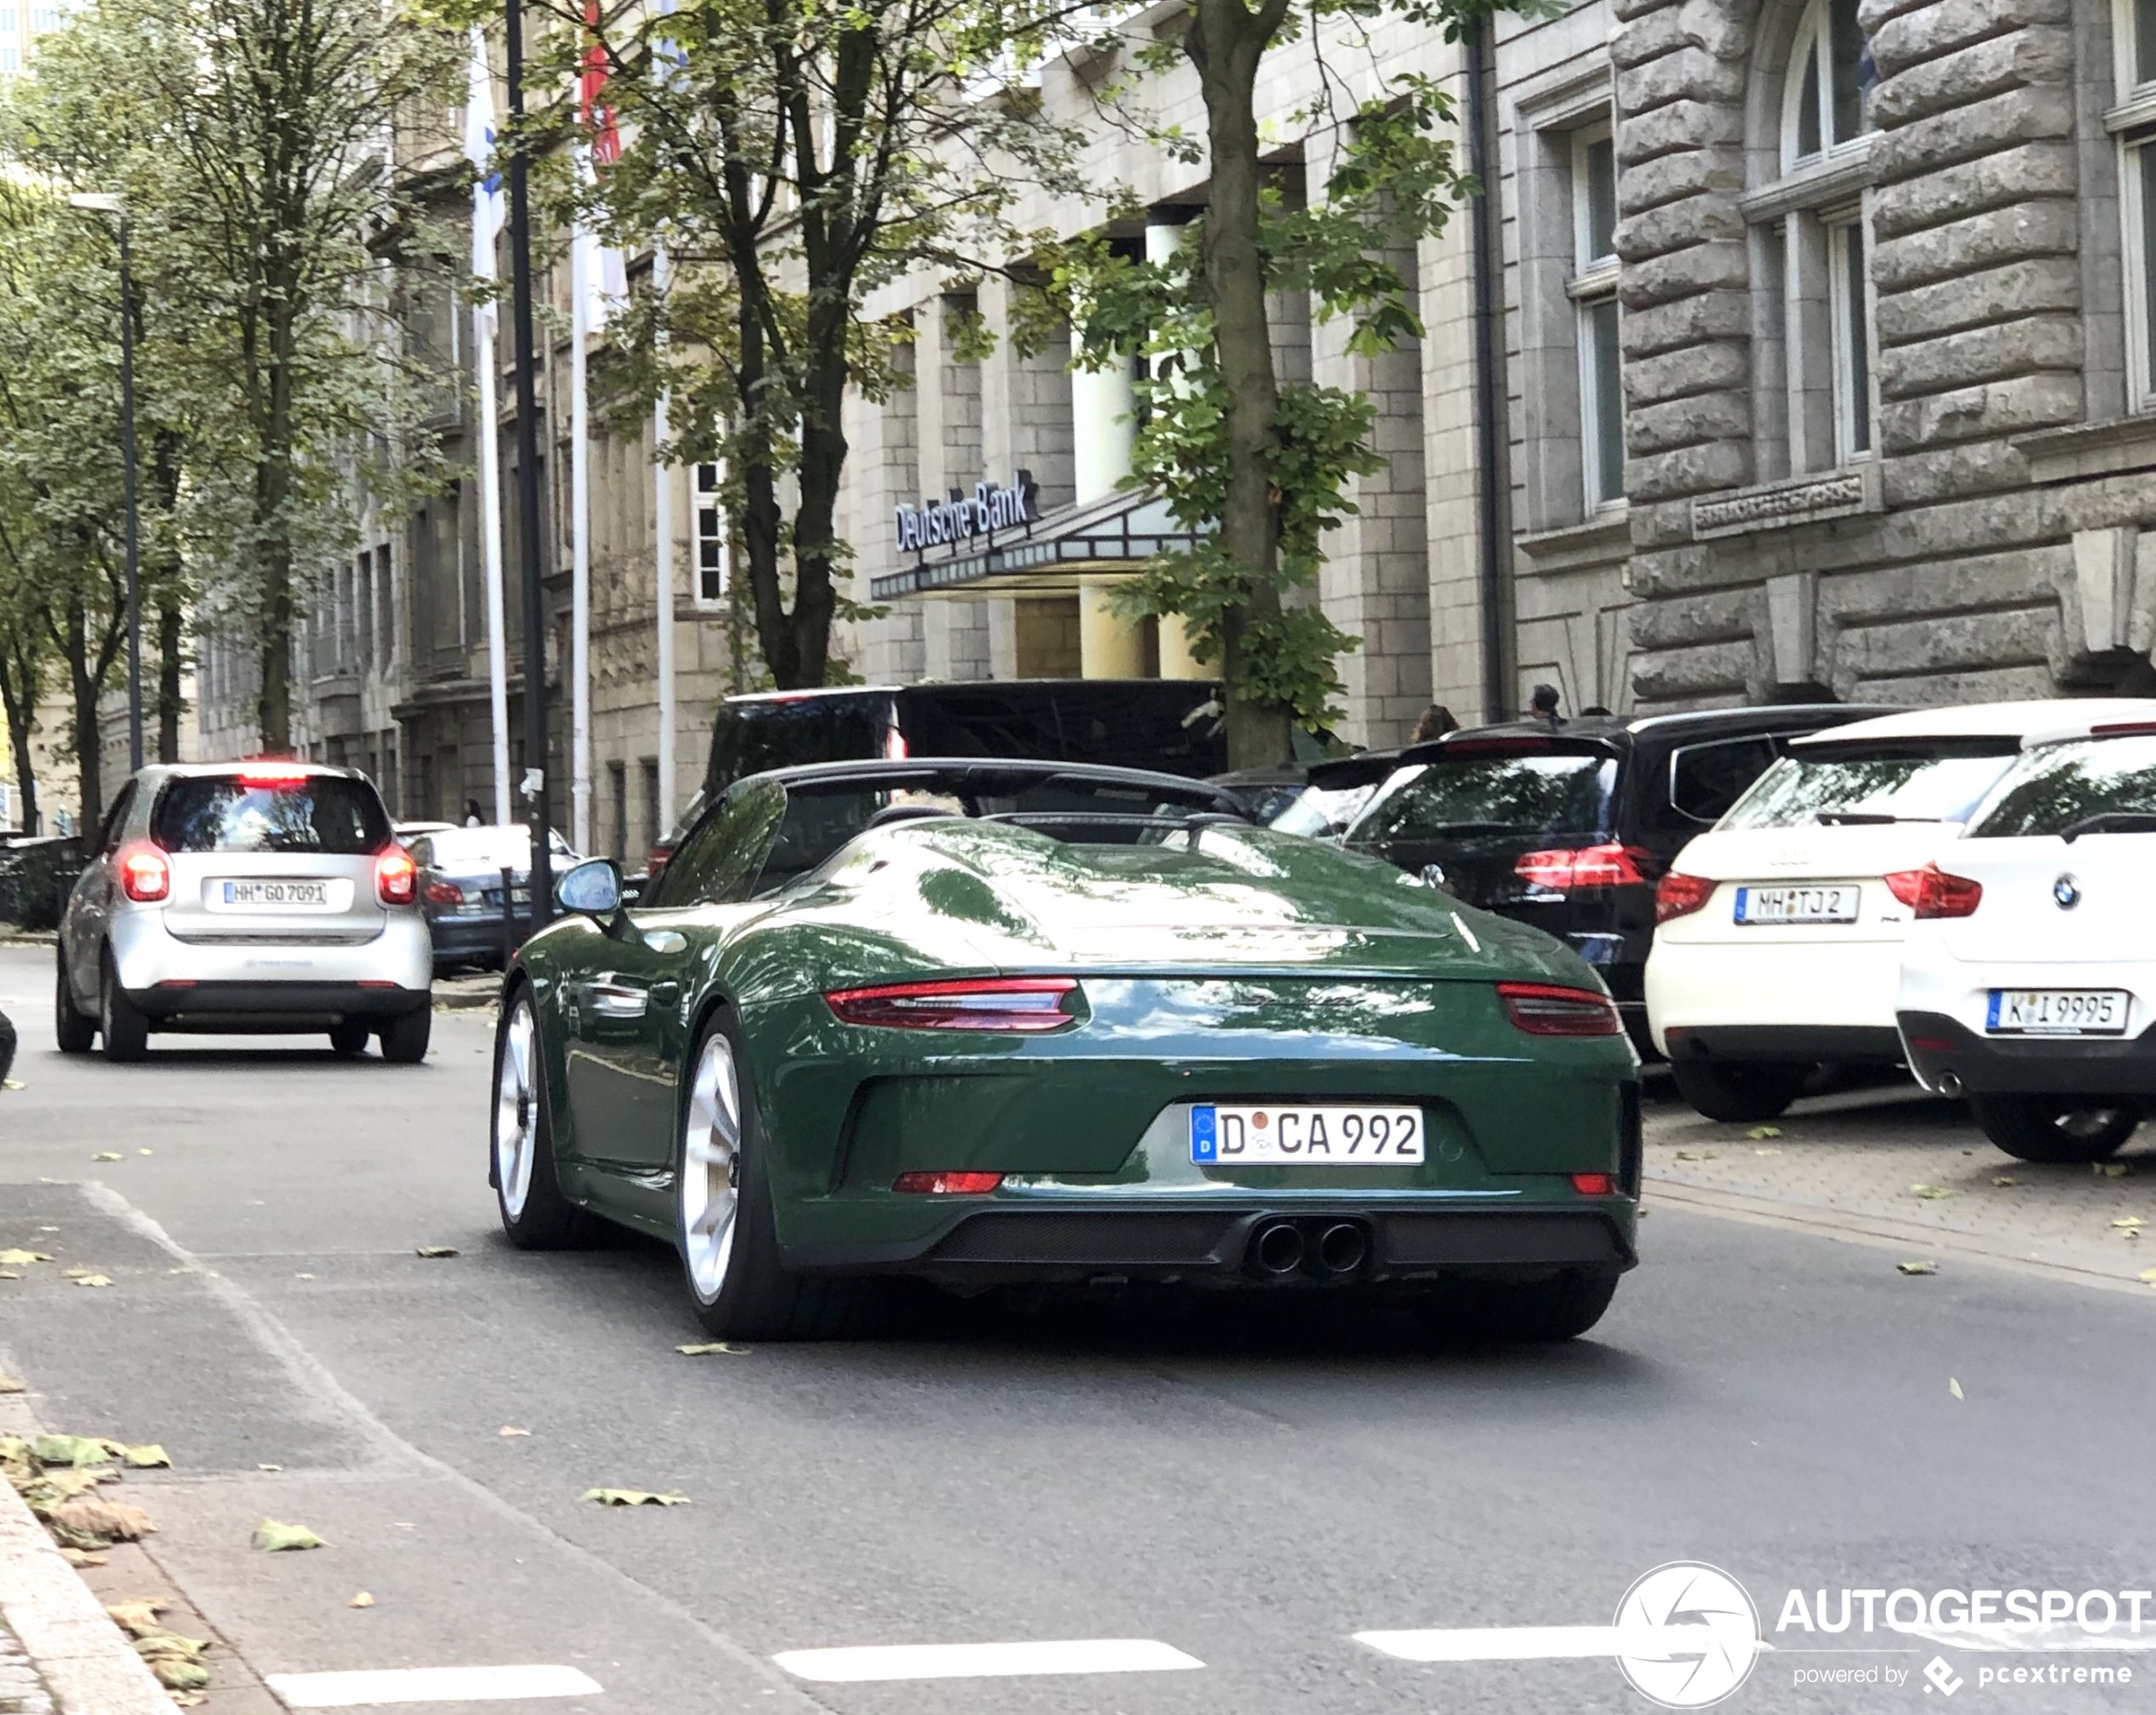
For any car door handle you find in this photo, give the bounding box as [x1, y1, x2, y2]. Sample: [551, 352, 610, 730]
[575, 981, 648, 1020]
[648, 981, 682, 1008]
[642, 930, 688, 954]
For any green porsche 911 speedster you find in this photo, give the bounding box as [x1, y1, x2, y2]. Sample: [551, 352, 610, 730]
[490, 759, 1641, 1341]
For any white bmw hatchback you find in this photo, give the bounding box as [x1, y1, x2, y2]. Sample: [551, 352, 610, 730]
[1897, 714, 2156, 1163]
[1647, 700, 2156, 1122]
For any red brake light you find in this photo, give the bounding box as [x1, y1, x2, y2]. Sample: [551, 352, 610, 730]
[120, 846, 170, 903]
[238, 767, 311, 787]
[1884, 863, 1982, 919]
[376, 847, 418, 906]
[892, 1171, 1004, 1195]
[1514, 843, 1648, 892]
[1497, 981, 1623, 1037]
[2091, 721, 2156, 736]
[884, 727, 910, 760]
[1570, 1172, 1614, 1195]
[424, 880, 463, 906]
[1655, 871, 1715, 923]
[825, 976, 1079, 1032]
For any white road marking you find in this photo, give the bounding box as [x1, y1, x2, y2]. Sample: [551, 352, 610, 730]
[266, 1665, 604, 1707]
[1356, 1625, 1763, 1663]
[772, 1639, 1205, 1683]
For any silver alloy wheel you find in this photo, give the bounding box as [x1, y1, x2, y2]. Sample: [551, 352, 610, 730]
[495, 1000, 538, 1220]
[680, 1032, 742, 1301]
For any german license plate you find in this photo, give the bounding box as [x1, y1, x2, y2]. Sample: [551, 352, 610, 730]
[215, 880, 330, 909]
[1734, 884, 1858, 925]
[1985, 989, 2130, 1036]
[1190, 1104, 1423, 1165]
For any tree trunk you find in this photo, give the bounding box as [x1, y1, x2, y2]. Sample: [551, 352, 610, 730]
[253, 306, 299, 752]
[157, 593, 182, 763]
[65, 598, 101, 826]
[1188, 0, 1294, 769]
[0, 646, 36, 835]
[789, 303, 847, 689]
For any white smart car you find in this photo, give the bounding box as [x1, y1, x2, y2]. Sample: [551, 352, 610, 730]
[1896, 711, 2156, 1162]
[1646, 700, 2156, 1122]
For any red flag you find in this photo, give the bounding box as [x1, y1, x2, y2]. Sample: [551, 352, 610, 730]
[580, 2, 620, 166]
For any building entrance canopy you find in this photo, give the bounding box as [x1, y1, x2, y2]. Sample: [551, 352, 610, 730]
[871, 475, 1207, 603]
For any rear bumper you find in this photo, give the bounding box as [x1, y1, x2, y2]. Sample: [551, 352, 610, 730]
[109, 906, 432, 994]
[132, 980, 430, 1031]
[783, 1200, 1637, 1286]
[1663, 1024, 1905, 1066]
[1897, 1011, 2156, 1098]
[426, 912, 525, 963]
[1647, 936, 1904, 1055]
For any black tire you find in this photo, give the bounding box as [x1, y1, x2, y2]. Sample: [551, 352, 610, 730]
[491, 988, 586, 1248]
[328, 1020, 372, 1056]
[1420, 1269, 1621, 1344]
[53, 948, 95, 1055]
[676, 1010, 870, 1341]
[98, 956, 149, 1063]
[1969, 1094, 2141, 1163]
[379, 1006, 431, 1065]
[1670, 1058, 1810, 1123]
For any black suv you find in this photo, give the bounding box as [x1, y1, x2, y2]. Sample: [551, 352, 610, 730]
[648, 679, 1225, 877]
[1339, 706, 1899, 1051]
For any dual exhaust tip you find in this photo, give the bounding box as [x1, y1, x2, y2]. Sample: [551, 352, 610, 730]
[1249, 1218, 1368, 1282]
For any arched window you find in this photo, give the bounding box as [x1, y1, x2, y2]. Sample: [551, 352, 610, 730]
[2119, 0, 2156, 409]
[1782, 0, 1872, 167]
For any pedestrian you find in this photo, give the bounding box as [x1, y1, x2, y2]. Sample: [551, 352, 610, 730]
[463, 798, 484, 828]
[0, 1005, 15, 1088]
[1527, 683, 1565, 726]
[1408, 704, 1458, 744]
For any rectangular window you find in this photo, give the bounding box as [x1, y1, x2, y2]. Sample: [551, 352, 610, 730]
[1569, 125, 1624, 509]
[2137, 0, 2156, 87]
[0, 44, 18, 69]
[2130, 139, 2156, 406]
[1828, 217, 1872, 459]
[693, 460, 727, 605]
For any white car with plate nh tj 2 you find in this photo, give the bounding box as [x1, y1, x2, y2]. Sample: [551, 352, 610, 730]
[55, 762, 432, 1063]
[1896, 711, 2156, 1163]
[1646, 700, 2156, 1122]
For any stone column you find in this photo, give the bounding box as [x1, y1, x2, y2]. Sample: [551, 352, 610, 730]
[1144, 212, 1210, 681]
[1071, 265, 1142, 678]
[917, 295, 991, 680]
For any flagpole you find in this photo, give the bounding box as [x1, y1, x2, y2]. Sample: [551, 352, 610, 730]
[506, 0, 554, 924]
[569, 191, 592, 857]
[652, 243, 676, 841]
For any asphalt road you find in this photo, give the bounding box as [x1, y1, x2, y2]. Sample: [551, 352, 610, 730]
[2, 941, 2151, 1714]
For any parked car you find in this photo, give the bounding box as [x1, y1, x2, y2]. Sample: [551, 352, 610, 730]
[0, 835, 84, 931]
[1338, 706, 1894, 1052]
[407, 824, 581, 974]
[1648, 700, 2156, 1122]
[393, 819, 458, 848]
[1267, 749, 1407, 841]
[492, 758, 1639, 1342]
[1896, 709, 2156, 1162]
[642, 679, 1227, 881]
[54, 762, 431, 1063]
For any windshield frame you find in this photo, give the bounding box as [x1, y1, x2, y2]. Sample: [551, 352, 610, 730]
[1716, 738, 2022, 832]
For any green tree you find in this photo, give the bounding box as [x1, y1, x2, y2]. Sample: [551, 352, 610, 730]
[1058, 5, 1515, 766]
[14, 0, 462, 753]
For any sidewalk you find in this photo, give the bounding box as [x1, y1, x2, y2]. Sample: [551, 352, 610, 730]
[1642, 1078, 2156, 1290]
[1, 1612, 57, 1715]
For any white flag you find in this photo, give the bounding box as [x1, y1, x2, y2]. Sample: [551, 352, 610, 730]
[464, 27, 504, 315]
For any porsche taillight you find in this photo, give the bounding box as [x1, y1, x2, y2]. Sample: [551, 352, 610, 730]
[824, 976, 1079, 1032]
[1496, 981, 1623, 1037]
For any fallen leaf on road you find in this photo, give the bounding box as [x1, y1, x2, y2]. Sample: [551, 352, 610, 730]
[581, 1488, 690, 1507]
[349, 1591, 375, 1608]
[1948, 1377, 1965, 1401]
[497, 1426, 530, 1437]
[252, 1519, 326, 1551]
[674, 1342, 748, 1357]
[71, 1274, 113, 1288]
[3, 1079, 22, 1091]
[1753, 1147, 1781, 1156]
[257, 1464, 283, 1472]
[1746, 1125, 1783, 1140]
[1910, 1184, 1954, 1199]
[2112, 1217, 2146, 1229]
[0, 1271, 19, 1280]
[413, 1246, 458, 1259]
[90, 1153, 121, 1162]
[148, 1658, 210, 1693]
[50, 1496, 155, 1542]
[1991, 1176, 2018, 1187]
[0, 1375, 22, 1394]
[59, 1549, 107, 1566]
[138, 1149, 151, 1156]
[118, 1443, 171, 1469]
[107, 1598, 170, 1637]
[2139, 1268, 2156, 1285]
[1897, 1261, 1938, 1276]
[36, 1435, 115, 1468]
[45, 1470, 108, 1499]
[0, 1250, 53, 1266]
[2095, 1161, 2132, 1178]
[295, 1273, 314, 1280]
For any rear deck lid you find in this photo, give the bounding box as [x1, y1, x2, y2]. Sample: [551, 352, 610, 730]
[151, 770, 393, 943]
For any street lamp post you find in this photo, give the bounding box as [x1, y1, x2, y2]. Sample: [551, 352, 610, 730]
[504, 0, 553, 926]
[68, 193, 144, 776]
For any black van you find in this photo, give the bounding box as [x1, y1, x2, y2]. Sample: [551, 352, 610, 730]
[647, 680, 1225, 875]
[1338, 706, 1898, 1051]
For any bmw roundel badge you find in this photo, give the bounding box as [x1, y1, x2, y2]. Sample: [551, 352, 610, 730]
[2054, 874, 2080, 910]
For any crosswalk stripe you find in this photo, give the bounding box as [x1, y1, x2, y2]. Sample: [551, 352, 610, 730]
[266, 1665, 604, 1707]
[772, 1639, 1205, 1683]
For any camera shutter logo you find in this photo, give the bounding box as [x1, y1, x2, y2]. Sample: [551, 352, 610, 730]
[1613, 1561, 1761, 1708]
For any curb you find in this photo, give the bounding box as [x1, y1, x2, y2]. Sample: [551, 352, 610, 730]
[0, 933, 57, 947]
[433, 984, 500, 1013]
[0, 1400, 177, 1715]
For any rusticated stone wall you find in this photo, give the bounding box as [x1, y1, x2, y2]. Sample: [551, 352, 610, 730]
[1609, 0, 2156, 709]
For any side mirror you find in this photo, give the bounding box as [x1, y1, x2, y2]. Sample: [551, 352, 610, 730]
[555, 858, 623, 917]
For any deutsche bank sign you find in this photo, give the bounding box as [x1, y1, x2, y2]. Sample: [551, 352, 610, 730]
[895, 471, 1038, 554]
